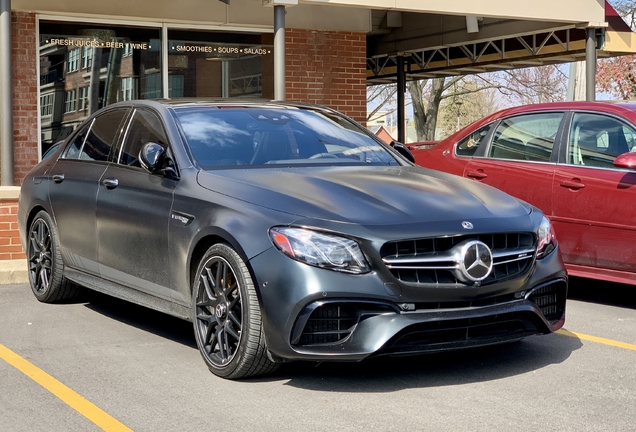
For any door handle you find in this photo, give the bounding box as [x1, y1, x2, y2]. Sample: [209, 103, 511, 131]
[102, 178, 119, 189]
[465, 169, 487, 180]
[51, 174, 65, 183]
[559, 178, 585, 190]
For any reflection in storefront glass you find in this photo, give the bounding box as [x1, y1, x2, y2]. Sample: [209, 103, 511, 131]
[167, 30, 273, 99]
[39, 22, 160, 154]
[38, 22, 274, 157]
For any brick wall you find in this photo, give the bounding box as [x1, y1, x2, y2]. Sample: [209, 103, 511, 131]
[286, 29, 367, 126]
[0, 198, 25, 260]
[11, 11, 38, 185]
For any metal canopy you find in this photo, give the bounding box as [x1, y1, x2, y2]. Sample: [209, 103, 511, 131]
[366, 2, 636, 83]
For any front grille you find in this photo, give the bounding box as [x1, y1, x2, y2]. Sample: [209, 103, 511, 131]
[527, 280, 567, 323]
[383, 312, 541, 354]
[297, 304, 360, 346]
[381, 233, 535, 286]
[413, 292, 519, 310]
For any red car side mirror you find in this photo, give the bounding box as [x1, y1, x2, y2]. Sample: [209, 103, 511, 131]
[613, 152, 636, 170]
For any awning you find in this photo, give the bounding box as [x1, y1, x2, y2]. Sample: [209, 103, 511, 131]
[367, 1, 636, 83]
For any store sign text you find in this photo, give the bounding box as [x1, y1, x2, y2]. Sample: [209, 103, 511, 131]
[46, 39, 150, 50]
[173, 45, 270, 55]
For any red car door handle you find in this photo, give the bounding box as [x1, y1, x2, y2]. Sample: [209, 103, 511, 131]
[466, 170, 487, 180]
[560, 179, 585, 190]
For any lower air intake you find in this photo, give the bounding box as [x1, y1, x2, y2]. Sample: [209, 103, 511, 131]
[527, 280, 567, 323]
[297, 304, 360, 346]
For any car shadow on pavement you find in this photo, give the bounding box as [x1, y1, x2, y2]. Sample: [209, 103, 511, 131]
[82, 289, 197, 349]
[79, 288, 582, 389]
[260, 333, 582, 392]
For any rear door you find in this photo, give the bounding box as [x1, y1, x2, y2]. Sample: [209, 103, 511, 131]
[462, 112, 565, 216]
[48, 108, 129, 275]
[552, 111, 636, 276]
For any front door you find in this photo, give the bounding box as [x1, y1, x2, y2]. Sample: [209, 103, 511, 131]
[96, 108, 177, 300]
[463, 112, 564, 217]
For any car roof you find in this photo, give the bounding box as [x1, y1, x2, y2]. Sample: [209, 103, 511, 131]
[108, 98, 335, 113]
[488, 100, 636, 119]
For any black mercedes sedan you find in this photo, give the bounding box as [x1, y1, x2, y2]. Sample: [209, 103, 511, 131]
[19, 99, 567, 379]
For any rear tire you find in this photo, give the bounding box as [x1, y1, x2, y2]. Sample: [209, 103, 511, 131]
[27, 211, 79, 303]
[192, 243, 278, 379]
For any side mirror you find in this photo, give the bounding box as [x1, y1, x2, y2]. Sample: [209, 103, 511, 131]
[139, 142, 166, 174]
[613, 152, 636, 170]
[390, 141, 415, 164]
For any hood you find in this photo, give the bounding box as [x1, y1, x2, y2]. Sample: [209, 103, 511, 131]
[197, 165, 529, 225]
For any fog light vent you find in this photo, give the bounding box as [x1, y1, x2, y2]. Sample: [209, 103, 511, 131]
[298, 304, 359, 346]
[527, 280, 567, 323]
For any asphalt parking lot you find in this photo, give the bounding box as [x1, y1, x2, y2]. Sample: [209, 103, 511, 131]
[1, 277, 635, 432]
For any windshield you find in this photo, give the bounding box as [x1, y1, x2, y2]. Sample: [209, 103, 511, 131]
[174, 106, 399, 168]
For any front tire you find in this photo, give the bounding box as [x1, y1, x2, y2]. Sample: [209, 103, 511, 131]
[192, 243, 278, 379]
[27, 210, 79, 303]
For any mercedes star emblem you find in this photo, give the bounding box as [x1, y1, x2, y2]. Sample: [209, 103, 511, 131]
[458, 240, 493, 282]
[462, 221, 474, 230]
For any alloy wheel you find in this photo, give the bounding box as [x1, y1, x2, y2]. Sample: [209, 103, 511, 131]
[28, 218, 53, 294]
[195, 256, 243, 367]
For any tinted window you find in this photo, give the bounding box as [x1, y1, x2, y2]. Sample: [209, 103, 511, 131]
[456, 125, 490, 157]
[118, 109, 168, 167]
[62, 119, 93, 159]
[175, 107, 399, 167]
[79, 109, 128, 161]
[568, 113, 636, 168]
[488, 113, 563, 162]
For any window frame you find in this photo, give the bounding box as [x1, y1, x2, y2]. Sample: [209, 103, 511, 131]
[565, 110, 636, 170]
[67, 48, 80, 73]
[64, 89, 77, 113]
[484, 111, 565, 163]
[116, 107, 171, 170]
[81, 46, 93, 70]
[454, 123, 493, 158]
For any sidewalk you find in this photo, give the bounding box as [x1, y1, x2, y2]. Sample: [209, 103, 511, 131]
[0, 259, 28, 284]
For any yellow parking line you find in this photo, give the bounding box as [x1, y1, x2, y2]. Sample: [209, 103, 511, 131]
[557, 329, 636, 352]
[0, 343, 132, 432]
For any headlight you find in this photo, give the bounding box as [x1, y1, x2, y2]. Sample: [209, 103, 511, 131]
[536, 216, 556, 259]
[269, 227, 370, 274]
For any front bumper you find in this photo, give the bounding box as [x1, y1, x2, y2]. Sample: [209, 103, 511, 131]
[250, 244, 567, 362]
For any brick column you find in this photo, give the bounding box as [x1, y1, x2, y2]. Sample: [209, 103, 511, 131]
[286, 29, 367, 126]
[11, 11, 38, 185]
[0, 188, 24, 260]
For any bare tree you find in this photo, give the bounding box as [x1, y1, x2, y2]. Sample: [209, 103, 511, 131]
[408, 75, 504, 141]
[408, 78, 449, 141]
[437, 83, 500, 138]
[609, 0, 636, 29]
[366, 84, 398, 123]
[368, 67, 565, 143]
[499, 65, 568, 105]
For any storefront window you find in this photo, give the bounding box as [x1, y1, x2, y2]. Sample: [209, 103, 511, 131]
[39, 21, 161, 154]
[39, 21, 274, 156]
[167, 29, 273, 99]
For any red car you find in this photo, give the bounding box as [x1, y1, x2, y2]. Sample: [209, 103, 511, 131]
[409, 101, 636, 286]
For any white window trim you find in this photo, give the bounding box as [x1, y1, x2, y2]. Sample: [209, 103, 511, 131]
[67, 48, 80, 73]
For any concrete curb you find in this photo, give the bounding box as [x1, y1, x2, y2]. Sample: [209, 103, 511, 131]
[0, 260, 28, 285]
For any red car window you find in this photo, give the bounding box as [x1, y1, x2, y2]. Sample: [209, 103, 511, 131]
[488, 113, 562, 162]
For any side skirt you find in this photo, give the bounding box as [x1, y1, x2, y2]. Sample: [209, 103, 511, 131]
[64, 267, 192, 322]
